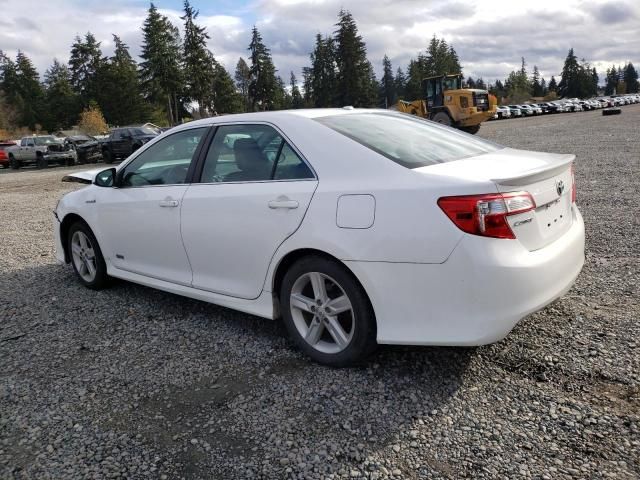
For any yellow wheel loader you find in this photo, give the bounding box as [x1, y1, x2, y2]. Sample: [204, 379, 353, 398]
[393, 74, 497, 134]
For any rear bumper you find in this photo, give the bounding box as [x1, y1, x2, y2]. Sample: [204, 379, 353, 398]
[346, 206, 585, 346]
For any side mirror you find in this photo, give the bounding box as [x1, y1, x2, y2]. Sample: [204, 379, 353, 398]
[94, 168, 116, 187]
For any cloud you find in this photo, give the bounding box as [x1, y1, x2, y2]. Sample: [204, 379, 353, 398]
[0, 0, 638, 87]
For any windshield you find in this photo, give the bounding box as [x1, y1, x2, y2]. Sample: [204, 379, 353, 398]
[34, 136, 57, 146]
[315, 112, 502, 168]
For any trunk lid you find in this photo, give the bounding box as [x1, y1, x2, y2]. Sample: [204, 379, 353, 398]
[416, 147, 575, 251]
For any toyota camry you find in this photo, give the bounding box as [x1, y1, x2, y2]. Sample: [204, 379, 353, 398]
[54, 109, 585, 366]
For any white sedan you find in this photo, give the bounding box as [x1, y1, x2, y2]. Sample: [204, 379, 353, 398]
[54, 109, 585, 366]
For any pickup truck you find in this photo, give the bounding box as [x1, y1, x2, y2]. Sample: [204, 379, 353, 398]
[101, 126, 158, 164]
[7, 136, 76, 169]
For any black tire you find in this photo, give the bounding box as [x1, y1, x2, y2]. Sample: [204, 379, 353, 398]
[280, 256, 377, 367]
[602, 108, 621, 116]
[9, 155, 20, 169]
[461, 124, 481, 135]
[432, 111, 452, 126]
[67, 221, 110, 290]
[102, 149, 113, 164]
[36, 154, 47, 169]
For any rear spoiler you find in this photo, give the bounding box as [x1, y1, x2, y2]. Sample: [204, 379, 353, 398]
[491, 154, 574, 186]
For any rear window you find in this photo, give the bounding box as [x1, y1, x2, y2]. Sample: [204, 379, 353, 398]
[315, 112, 502, 168]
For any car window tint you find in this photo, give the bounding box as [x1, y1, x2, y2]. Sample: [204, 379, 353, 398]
[201, 125, 279, 183]
[315, 112, 502, 168]
[120, 128, 206, 187]
[273, 143, 314, 180]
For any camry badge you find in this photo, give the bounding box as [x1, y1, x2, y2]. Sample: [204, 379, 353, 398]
[556, 180, 565, 196]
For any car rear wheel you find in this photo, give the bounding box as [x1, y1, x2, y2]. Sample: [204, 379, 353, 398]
[68, 222, 109, 290]
[280, 256, 377, 367]
[36, 154, 47, 169]
[9, 155, 20, 169]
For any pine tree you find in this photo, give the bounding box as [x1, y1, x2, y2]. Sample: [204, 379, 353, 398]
[290, 72, 304, 108]
[43, 59, 81, 131]
[467, 77, 476, 88]
[68, 32, 104, 107]
[540, 78, 548, 96]
[558, 48, 580, 98]
[14, 51, 45, 130]
[182, 0, 216, 116]
[548, 76, 558, 92]
[334, 10, 371, 107]
[211, 60, 242, 114]
[531, 65, 543, 96]
[475, 77, 487, 90]
[309, 34, 337, 107]
[94, 36, 149, 126]
[380, 55, 396, 108]
[404, 59, 423, 100]
[394, 67, 406, 100]
[301, 66, 313, 106]
[591, 67, 599, 95]
[234, 57, 251, 112]
[248, 26, 278, 110]
[623, 63, 639, 93]
[140, 3, 184, 125]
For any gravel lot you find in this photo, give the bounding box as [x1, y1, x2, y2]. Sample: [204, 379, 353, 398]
[1, 106, 639, 479]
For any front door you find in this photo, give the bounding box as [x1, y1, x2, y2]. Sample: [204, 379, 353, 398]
[181, 123, 317, 299]
[95, 127, 209, 285]
[112, 129, 133, 159]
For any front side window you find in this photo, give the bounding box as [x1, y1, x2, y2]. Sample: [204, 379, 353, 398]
[120, 128, 206, 187]
[315, 112, 502, 168]
[34, 136, 56, 146]
[200, 124, 313, 183]
[26, 138, 35, 147]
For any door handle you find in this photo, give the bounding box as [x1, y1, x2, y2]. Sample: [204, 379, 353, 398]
[268, 199, 299, 209]
[159, 199, 179, 208]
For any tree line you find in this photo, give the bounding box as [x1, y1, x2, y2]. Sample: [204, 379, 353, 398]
[484, 49, 638, 104]
[1, 2, 638, 136]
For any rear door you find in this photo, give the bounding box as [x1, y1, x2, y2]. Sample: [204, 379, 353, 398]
[180, 123, 317, 299]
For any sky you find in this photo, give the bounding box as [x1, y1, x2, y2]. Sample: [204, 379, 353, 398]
[0, 0, 638, 86]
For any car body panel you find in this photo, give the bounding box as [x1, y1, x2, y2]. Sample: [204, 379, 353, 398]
[54, 108, 586, 348]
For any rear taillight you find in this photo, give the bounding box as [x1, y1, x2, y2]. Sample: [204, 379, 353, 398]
[0, 151, 6, 160]
[438, 191, 536, 239]
[570, 163, 577, 203]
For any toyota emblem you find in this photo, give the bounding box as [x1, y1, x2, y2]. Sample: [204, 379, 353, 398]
[556, 180, 565, 196]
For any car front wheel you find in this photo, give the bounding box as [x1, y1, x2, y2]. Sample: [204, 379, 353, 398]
[68, 222, 109, 289]
[280, 256, 377, 367]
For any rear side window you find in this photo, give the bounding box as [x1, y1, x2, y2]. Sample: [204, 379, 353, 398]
[315, 112, 502, 168]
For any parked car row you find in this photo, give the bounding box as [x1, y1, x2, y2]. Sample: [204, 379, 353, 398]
[493, 94, 640, 120]
[1, 125, 161, 170]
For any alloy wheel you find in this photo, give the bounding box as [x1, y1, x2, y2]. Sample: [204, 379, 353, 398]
[71, 230, 98, 283]
[289, 272, 355, 354]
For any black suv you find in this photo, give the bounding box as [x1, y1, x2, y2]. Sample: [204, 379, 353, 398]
[101, 126, 159, 164]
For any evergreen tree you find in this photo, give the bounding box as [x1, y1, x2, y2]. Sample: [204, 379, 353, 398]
[140, 3, 184, 125]
[558, 48, 582, 98]
[248, 26, 278, 110]
[234, 57, 251, 111]
[43, 59, 81, 131]
[309, 34, 337, 107]
[548, 75, 558, 92]
[301, 66, 313, 106]
[290, 72, 304, 108]
[97, 36, 148, 126]
[211, 60, 242, 114]
[540, 78, 548, 96]
[380, 55, 396, 107]
[181, 0, 216, 116]
[591, 67, 599, 95]
[334, 10, 371, 107]
[362, 60, 379, 107]
[404, 59, 423, 100]
[531, 65, 543, 96]
[394, 67, 406, 100]
[475, 77, 487, 90]
[466, 77, 476, 88]
[14, 51, 45, 130]
[623, 63, 639, 93]
[68, 32, 104, 106]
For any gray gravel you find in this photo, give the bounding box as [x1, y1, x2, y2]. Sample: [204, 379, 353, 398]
[1, 105, 639, 479]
